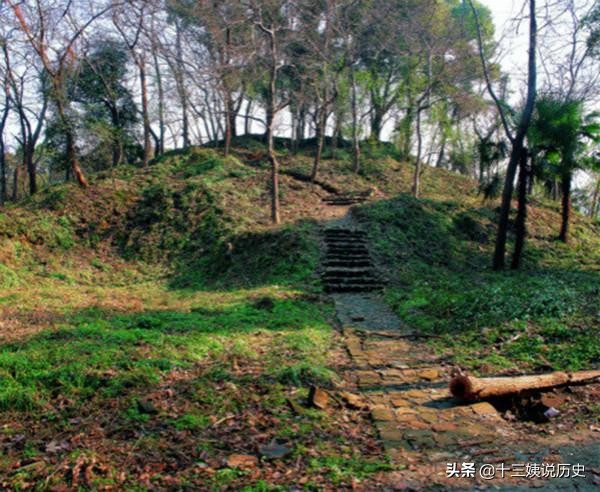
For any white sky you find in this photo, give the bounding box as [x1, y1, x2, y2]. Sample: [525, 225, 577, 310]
[479, 0, 530, 98]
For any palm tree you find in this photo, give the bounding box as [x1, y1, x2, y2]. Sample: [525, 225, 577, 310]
[529, 96, 600, 242]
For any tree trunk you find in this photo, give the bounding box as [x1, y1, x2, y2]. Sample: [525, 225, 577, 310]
[244, 99, 252, 135]
[291, 105, 300, 154]
[152, 47, 165, 156]
[450, 371, 600, 402]
[469, 0, 537, 270]
[370, 107, 383, 142]
[436, 132, 447, 169]
[26, 144, 37, 195]
[175, 26, 190, 150]
[311, 113, 325, 182]
[412, 108, 423, 198]
[224, 95, 236, 156]
[264, 31, 280, 224]
[400, 105, 414, 160]
[0, 104, 8, 203]
[66, 128, 89, 188]
[0, 144, 6, 204]
[139, 61, 152, 166]
[266, 104, 280, 224]
[559, 173, 572, 242]
[351, 67, 360, 173]
[493, 142, 521, 270]
[511, 148, 529, 269]
[56, 96, 88, 188]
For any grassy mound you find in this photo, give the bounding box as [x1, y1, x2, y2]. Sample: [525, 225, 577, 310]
[355, 192, 600, 373]
[0, 147, 322, 291]
[0, 141, 598, 488]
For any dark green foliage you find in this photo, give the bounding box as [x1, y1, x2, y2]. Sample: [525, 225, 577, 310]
[172, 222, 320, 290]
[120, 180, 227, 263]
[356, 194, 600, 373]
[71, 39, 139, 170]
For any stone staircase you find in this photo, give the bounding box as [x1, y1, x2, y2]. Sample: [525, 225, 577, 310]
[322, 190, 372, 206]
[322, 228, 382, 293]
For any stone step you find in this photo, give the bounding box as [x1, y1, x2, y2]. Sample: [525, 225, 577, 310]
[323, 260, 373, 271]
[326, 244, 369, 251]
[324, 256, 371, 263]
[326, 243, 369, 248]
[323, 274, 379, 283]
[324, 235, 367, 241]
[326, 251, 370, 257]
[324, 229, 366, 235]
[325, 283, 382, 293]
[323, 268, 376, 276]
[323, 266, 374, 274]
[323, 193, 370, 201]
[325, 242, 368, 249]
[325, 238, 365, 243]
[324, 277, 379, 285]
[325, 255, 372, 262]
[323, 200, 366, 206]
[325, 245, 368, 250]
[325, 235, 368, 242]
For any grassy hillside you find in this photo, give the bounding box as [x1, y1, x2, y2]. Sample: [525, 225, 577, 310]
[0, 142, 598, 488]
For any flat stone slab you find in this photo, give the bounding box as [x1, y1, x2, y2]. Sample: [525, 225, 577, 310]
[333, 293, 404, 332]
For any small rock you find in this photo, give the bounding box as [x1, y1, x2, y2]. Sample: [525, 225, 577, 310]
[471, 402, 497, 416]
[544, 407, 560, 419]
[419, 368, 439, 381]
[226, 454, 258, 469]
[309, 387, 329, 409]
[372, 407, 395, 421]
[432, 422, 457, 432]
[339, 391, 367, 409]
[258, 441, 292, 459]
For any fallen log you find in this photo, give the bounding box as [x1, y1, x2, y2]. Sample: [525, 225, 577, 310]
[450, 370, 600, 402]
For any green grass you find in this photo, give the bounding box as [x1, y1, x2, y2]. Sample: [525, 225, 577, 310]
[1, 142, 598, 488]
[0, 297, 332, 411]
[356, 193, 600, 374]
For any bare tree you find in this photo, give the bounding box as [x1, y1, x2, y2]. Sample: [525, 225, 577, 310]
[249, 0, 293, 224]
[2, 41, 48, 195]
[298, 0, 342, 181]
[469, 0, 538, 270]
[112, 1, 153, 166]
[9, 0, 114, 188]
[0, 38, 10, 203]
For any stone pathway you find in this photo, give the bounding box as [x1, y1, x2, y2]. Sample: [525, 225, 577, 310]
[322, 190, 373, 207]
[321, 213, 600, 490]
